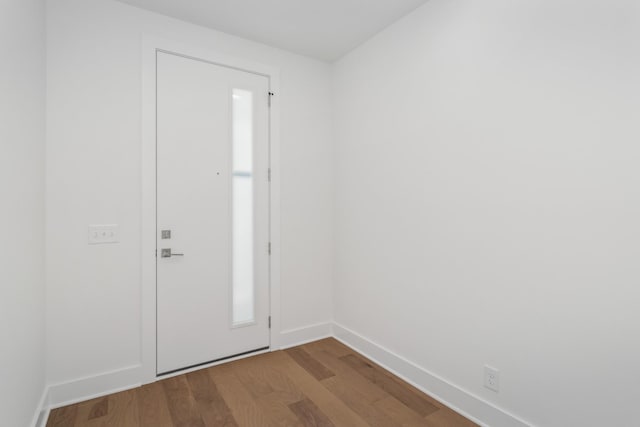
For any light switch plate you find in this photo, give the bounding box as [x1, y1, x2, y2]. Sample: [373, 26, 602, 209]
[88, 224, 119, 244]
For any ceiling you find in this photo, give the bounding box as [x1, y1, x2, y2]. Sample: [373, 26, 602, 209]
[116, 0, 429, 61]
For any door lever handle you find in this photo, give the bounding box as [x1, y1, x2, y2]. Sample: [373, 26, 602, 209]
[161, 248, 184, 258]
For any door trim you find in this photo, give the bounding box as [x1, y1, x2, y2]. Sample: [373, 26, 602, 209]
[141, 36, 282, 384]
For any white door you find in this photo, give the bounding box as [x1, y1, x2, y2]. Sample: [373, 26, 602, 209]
[156, 51, 270, 375]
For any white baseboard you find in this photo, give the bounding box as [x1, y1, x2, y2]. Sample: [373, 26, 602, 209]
[47, 365, 142, 409]
[333, 322, 532, 427]
[40, 320, 332, 414]
[278, 321, 333, 350]
[31, 386, 50, 427]
[37, 322, 332, 424]
[37, 322, 530, 427]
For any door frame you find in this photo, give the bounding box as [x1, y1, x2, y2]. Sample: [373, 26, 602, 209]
[141, 36, 282, 384]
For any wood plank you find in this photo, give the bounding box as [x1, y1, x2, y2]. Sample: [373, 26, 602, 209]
[340, 353, 440, 417]
[254, 392, 305, 427]
[208, 364, 271, 427]
[288, 398, 335, 427]
[137, 382, 174, 427]
[321, 376, 403, 427]
[302, 338, 353, 358]
[255, 366, 305, 404]
[373, 395, 432, 427]
[243, 352, 305, 404]
[71, 396, 111, 427]
[312, 340, 441, 408]
[87, 397, 108, 420]
[185, 368, 238, 427]
[285, 347, 335, 381]
[231, 360, 275, 399]
[269, 351, 369, 427]
[72, 390, 138, 427]
[42, 339, 476, 427]
[161, 375, 206, 427]
[101, 389, 139, 427]
[47, 405, 78, 427]
[229, 353, 305, 426]
[311, 349, 388, 402]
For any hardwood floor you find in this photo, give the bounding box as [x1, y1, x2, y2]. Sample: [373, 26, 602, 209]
[46, 338, 477, 427]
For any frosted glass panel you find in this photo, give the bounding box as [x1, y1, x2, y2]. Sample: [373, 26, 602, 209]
[232, 89, 255, 326]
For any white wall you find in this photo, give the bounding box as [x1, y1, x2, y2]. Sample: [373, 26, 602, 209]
[333, 1, 640, 426]
[46, 0, 333, 387]
[0, 0, 47, 424]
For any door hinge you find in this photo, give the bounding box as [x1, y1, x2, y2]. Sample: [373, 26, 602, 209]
[268, 316, 271, 329]
[268, 168, 271, 182]
[268, 242, 272, 255]
[268, 91, 274, 107]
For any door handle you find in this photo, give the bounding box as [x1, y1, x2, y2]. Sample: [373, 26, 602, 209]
[161, 248, 184, 258]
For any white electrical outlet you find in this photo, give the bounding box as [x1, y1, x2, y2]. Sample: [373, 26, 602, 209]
[484, 365, 500, 392]
[88, 224, 119, 244]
